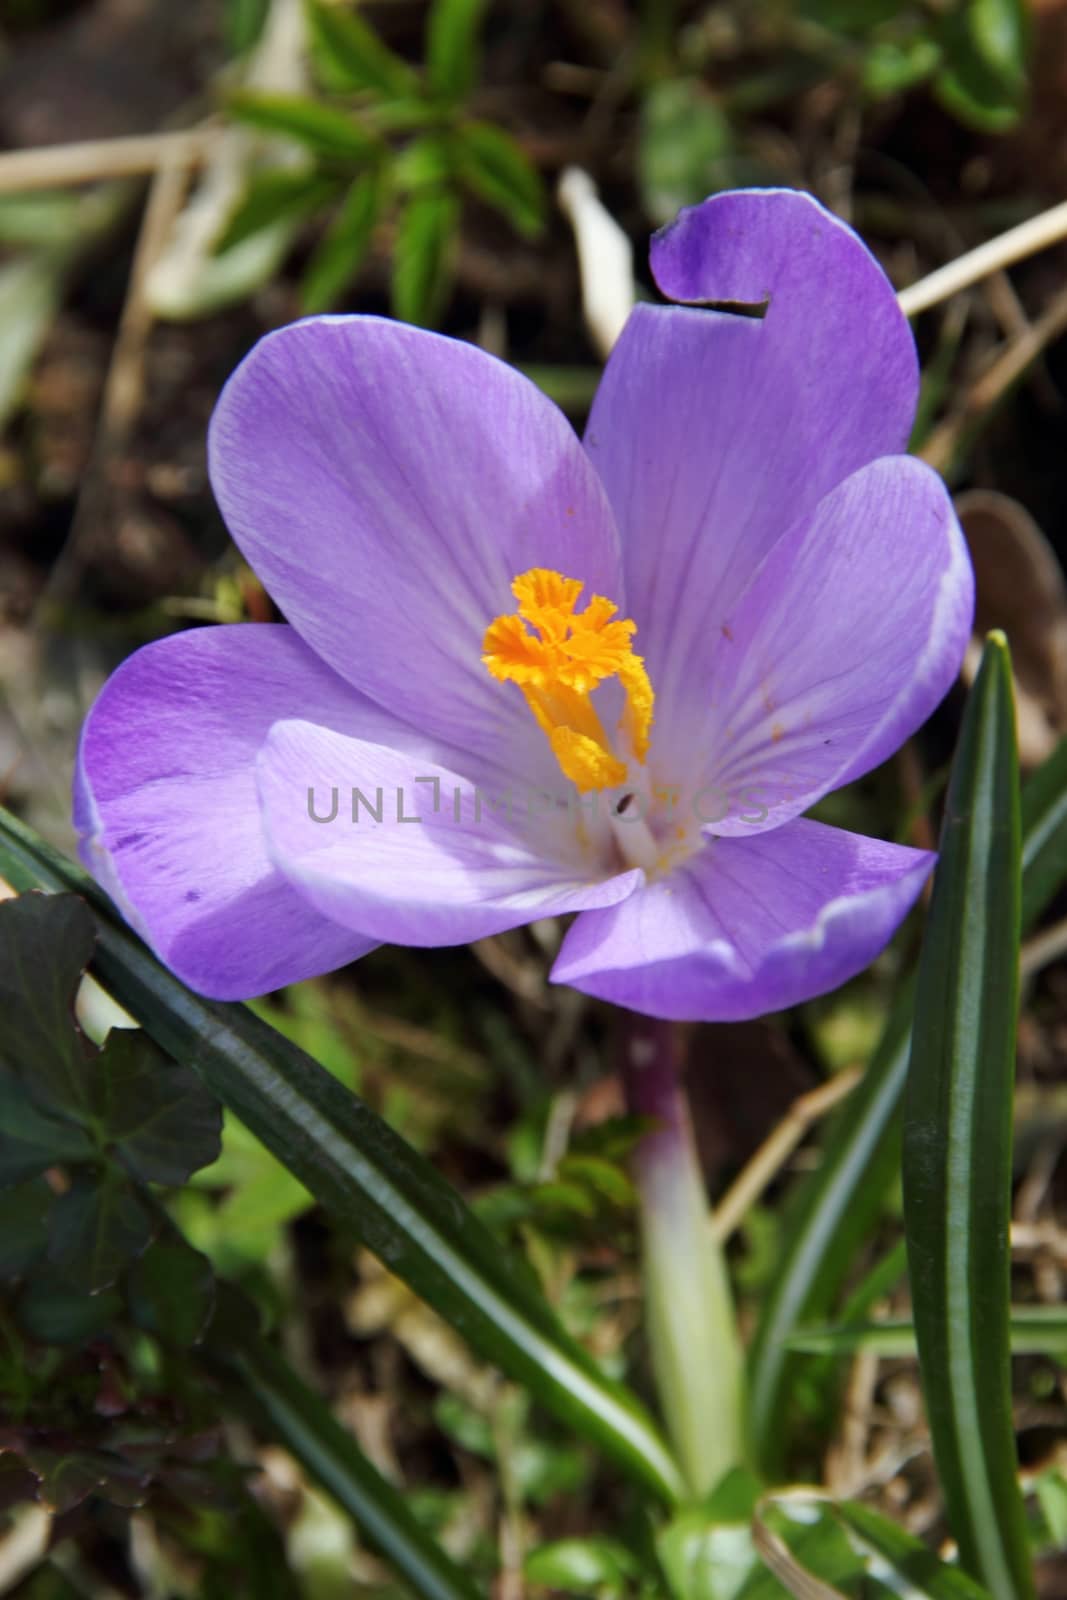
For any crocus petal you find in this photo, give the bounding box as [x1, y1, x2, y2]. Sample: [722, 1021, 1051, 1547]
[209, 316, 622, 787]
[551, 819, 932, 1021]
[689, 455, 973, 834]
[584, 188, 919, 758]
[257, 719, 642, 947]
[73, 624, 438, 999]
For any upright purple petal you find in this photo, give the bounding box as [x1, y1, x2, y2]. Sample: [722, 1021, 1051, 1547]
[584, 189, 919, 760]
[209, 317, 622, 787]
[73, 624, 436, 999]
[689, 455, 973, 832]
[257, 719, 641, 946]
[551, 820, 932, 1021]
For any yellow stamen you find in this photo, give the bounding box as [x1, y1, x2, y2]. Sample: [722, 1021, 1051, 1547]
[482, 567, 654, 792]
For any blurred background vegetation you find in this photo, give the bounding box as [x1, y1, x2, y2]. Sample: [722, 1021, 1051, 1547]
[3, 0, 1067, 1595]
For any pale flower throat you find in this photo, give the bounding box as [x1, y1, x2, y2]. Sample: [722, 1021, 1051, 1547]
[482, 567, 665, 872]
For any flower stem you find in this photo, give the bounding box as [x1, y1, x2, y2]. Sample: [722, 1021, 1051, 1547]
[621, 1012, 746, 1497]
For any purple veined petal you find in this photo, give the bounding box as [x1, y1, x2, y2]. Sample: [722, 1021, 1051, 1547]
[584, 189, 919, 760]
[257, 719, 642, 947]
[550, 819, 933, 1022]
[684, 454, 974, 835]
[209, 315, 623, 790]
[74, 623, 446, 1000]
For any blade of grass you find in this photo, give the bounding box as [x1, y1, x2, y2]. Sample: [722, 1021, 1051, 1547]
[903, 632, 1032, 1600]
[0, 807, 684, 1506]
[205, 1292, 485, 1600]
[787, 1306, 1067, 1359]
[748, 728, 1067, 1476]
[747, 983, 911, 1473]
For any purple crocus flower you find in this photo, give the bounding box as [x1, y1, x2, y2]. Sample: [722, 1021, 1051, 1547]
[74, 189, 974, 1021]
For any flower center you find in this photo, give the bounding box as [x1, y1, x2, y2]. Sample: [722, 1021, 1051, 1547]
[482, 567, 654, 794]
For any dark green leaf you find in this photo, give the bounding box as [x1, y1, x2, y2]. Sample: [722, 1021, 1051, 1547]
[454, 121, 543, 236]
[0, 1177, 52, 1278]
[17, 1267, 123, 1344]
[127, 1234, 216, 1347]
[833, 1500, 992, 1599]
[215, 168, 340, 254]
[48, 1169, 155, 1293]
[903, 633, 1034, 1600]
[226, 91, 379, 161]
[425, 0, 487, 103]
[307, 1, 420, 98]
[391, 188, 458, 325]
[90, 1030, 222, 1187]
[208, 1299, 486, 1600]
[0, 893, 95, 1117]
[0, 1067, 95, 1185]
[0, 807, 685, 1506]
[301, 169, 384, 311]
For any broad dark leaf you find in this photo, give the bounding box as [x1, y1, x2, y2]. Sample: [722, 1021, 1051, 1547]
[128, 1234, 216, 1347]
[0, 893, 95, 1117]
[17, 1267, 123, 1345]
[0, 1177, 51, 1278]
[0, 1067, 94, 1186]
[47, 1169, 156, 1294]
[91, 1030, 222, 1187]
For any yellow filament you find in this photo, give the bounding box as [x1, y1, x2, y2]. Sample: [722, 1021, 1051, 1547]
[482, 567, 654, 792]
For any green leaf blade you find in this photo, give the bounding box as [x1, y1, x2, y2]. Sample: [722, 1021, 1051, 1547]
[307, 0, 420, 98]
[425, 0, 487, 103]
[209, 1300, 487, 1600]
[391, 188, 458, 325]
[226, 90, 379, 161]
[747, 724, 1067, 1477]
[301, 169, 384, 311]
[903, 632, 1033, 1600]
[455, 121, 544, 237]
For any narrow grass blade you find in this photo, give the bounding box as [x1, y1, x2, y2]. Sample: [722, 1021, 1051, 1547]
[903, 633, 1032, 1600]
[788, 1306, 1067, 1359]
[832, 1500, 992, 1599]
[0, 808, 684, 1506]
[206, 1299, 485, 1600]
[748, 728, 1067, 1477]
[747, 985, 911, 1472]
